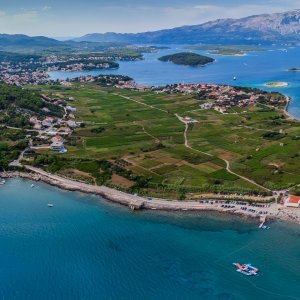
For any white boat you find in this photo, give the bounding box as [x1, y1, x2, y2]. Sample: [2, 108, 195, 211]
[233, 76, 237, 81]
[31, 184, 35, 188]
[47, 204, 54, 208]
[0, 179, 6, 185]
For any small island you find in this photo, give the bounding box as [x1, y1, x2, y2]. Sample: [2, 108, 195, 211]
[158, 52, 215, 66]
[265, 82, 289, 87]
[209, 49, 246, 56]
[186, 45, 265, 56]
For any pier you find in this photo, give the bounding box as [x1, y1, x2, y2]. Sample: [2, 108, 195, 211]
[129, 200, 144, 210]
[259, 215, 267, 228]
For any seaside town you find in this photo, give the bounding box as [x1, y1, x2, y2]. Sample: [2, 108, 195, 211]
[0, 58, 118, 86]
[0, 51, 144, 86]
[0, 44, 165, 86]
[153, 83, 287, 112]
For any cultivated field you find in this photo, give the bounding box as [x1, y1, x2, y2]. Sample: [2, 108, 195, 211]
[31, 83, 300, 198]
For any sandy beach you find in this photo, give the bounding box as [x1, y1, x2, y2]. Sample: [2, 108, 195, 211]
[1, 167, 300, 225]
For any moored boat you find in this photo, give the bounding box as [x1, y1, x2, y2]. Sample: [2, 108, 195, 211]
[0, 179, 6, 185]
[233, 263, 259, 276]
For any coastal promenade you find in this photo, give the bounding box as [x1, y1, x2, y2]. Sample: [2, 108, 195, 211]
[1, 167, 296, 224]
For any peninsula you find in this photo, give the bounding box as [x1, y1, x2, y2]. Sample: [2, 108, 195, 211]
[1, 79, 300, 212]
[158, 52, 214, 66]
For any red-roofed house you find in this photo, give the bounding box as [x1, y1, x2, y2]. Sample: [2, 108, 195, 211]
[30, 116, 38, 124]
[33, 122, 42, 130]
[51, 135, 63, 143]
[285, 196, 300, 208]
[42, 117, 53, 127]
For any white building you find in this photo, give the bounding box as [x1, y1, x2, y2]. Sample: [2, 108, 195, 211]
[51, 141, 64, 151]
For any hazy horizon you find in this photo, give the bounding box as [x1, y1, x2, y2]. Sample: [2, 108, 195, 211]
[0, 0, 299, 37]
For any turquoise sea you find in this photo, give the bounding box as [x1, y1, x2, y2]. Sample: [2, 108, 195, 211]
[1, 178, 300, 299]
[49, 45, 300, 119]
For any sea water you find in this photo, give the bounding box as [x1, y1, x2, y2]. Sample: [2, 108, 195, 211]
[0, 178, 299, 299]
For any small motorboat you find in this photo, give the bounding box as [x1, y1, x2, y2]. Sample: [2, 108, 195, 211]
[31, 184, 35, 188]
[233, 263, 259, 276]
[260, 225, 270, 230]
[47, 204, 54, 208]
[0, 179, 6, 185]
[233, 76, 237, 81]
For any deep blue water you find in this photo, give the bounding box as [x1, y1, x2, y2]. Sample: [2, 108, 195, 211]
[49, 45, 300, 119]
[1, 178, 300, 299]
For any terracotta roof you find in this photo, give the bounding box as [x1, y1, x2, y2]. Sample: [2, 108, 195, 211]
[288, 196, 300, 204]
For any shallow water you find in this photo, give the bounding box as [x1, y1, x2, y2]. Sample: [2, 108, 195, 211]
[49, 45, 300, 119]
[0, 178, 299, 299]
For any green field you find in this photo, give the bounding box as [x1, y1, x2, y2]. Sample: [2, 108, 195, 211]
[29, 83, 300, 198]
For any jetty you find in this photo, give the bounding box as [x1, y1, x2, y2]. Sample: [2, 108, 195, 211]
[129, 200, 144, 210]
[259, 215, 267, 228]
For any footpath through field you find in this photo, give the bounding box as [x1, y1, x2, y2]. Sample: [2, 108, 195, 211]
[111, 92, 271, 192]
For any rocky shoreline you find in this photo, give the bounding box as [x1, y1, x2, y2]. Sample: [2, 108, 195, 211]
[1, 168, 300, 225]
[284, 96, 298, 121]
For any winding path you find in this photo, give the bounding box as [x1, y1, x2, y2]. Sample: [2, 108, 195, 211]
[103, 92, 271, 192]
[176, 114, 271, 192]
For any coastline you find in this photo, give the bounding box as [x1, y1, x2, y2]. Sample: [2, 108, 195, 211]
[283, 96, 297, 121]
[1, 167, 300, 225]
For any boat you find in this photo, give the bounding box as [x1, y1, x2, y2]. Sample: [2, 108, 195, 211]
[233, 263, 259, 276]
[31, 184, 35, 188]
[0, 179, 6, 185]
[47, 204, 54, 208]
[233, 76, 237, 81]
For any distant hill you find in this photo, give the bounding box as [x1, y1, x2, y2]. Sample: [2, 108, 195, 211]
[0, 34, 132, 53]
[0, 34, 62, 48]
[158, 52, 214, 66]
[74, 9, 300, 45]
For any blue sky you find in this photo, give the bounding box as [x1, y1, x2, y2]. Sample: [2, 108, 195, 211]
[0, 0, 299, 37]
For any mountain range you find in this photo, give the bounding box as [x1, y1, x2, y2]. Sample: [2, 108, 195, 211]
[74, 9, 300, 45]
[1, 9, 300, 49]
